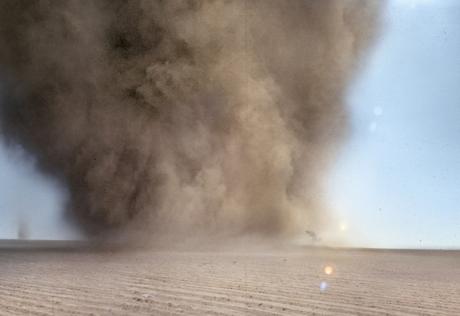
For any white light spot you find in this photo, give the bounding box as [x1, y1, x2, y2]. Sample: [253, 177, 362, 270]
[373, 106, 383, 116]
[369, 122, 377, 132]
[339, 222, 348, 232]
[320, 281, 328, 292]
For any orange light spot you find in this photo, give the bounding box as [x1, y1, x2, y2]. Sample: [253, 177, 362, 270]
[324, 266, 333, 275]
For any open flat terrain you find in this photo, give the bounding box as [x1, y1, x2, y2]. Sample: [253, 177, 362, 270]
[0, 244, 459, 315]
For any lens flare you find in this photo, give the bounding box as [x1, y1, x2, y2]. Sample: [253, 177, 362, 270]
[324, 266, 334, 275]
[320, 281, 328, 292]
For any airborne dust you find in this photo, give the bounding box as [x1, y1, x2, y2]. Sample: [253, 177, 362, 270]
[0, 1, 379, 245]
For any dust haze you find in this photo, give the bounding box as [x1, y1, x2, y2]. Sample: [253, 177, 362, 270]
[0, 1, 380, 244]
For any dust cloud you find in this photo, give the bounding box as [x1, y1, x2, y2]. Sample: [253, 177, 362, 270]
[0, 1, 380, 244]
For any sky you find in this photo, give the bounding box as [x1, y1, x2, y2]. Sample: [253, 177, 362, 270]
[0, 0, 459, 247]
[328, 0, 460, 249]
[0, 142, 80, 239]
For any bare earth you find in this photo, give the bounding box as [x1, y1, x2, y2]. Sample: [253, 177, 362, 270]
[0, 245, 459, 315]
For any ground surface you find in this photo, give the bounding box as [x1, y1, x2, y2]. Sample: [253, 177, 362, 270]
[0, 245, 459, 315]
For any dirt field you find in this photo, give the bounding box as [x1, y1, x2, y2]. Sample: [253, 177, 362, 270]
[0, 246, 459, 315]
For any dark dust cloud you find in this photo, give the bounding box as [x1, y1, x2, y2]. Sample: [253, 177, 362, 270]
[0, 1, 380, 243]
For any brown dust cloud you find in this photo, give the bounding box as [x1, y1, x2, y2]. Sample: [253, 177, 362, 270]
[0, 1, 380, 246]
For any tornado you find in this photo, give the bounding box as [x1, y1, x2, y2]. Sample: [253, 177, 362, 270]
[0, 1, 380, 243]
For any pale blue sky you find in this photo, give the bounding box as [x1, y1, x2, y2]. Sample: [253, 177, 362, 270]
[0, 0, 459, 247]
[0, 142, 80, 240]
[328, 0, 460, 248]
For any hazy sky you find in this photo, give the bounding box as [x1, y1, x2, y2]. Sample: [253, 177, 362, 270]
[0, 0, 459, 247]
[0, 141, 80, 239]
[328, 0, 460, 248]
